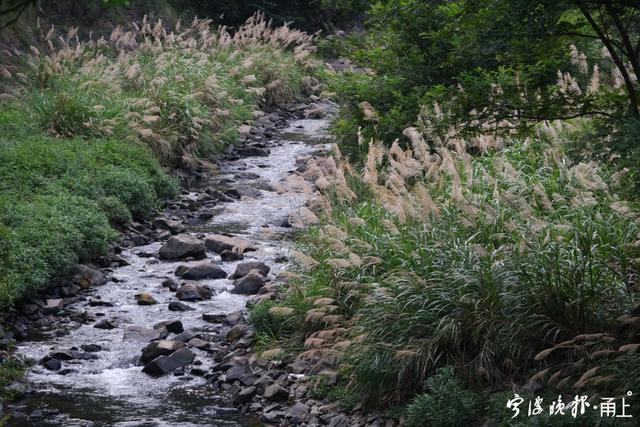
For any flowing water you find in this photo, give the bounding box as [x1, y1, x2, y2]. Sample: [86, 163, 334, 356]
[11, 116, 332, 427]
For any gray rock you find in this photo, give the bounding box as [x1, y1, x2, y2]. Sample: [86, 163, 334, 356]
[263, 384, 289, 402]
[175, 283, 213, 301]
[187, 338, 209, 349]
[202, 313, 226, 323]
[231, 270, 266, 294]
[231, 262, 270, 279]
[72, 264, 107, 289]
[225, 363, 253, 383]
[142, 347, 196, 377]
[41, 357, 61, 371]
[168, 301, 195, 311]
[226, 324, 246, 341]
[175, 262, 227, 280]
[42, 299, 63, 315]
[123, 326, 166, 342]
[49, 350, 74, 360]
[94, 319, 115, 330]
[141, 340, 186, 364]
[80, 344, 102, 352]
[174, 332, 196, 342]
[329, 414, 350, 427]
[158, 234, 205, 260]
[220, 250, 243, 261]
[153, 320, 184, 334]
[88, 297, 113, 307]
[234, 386, 256, 405]
[161, 278, 179, 291]
[152, 217, 185, 234]
[135, 292, 158, 305]
[287, 402, 310, 422]
[234, 185, 262, 198]
[205, 234, 256, 254]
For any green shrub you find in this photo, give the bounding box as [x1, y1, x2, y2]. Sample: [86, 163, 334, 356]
[406, 367, 483, 427]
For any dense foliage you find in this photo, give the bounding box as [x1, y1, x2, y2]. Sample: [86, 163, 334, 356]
[0, 14, 314, 307]
[322, 0, 639, 161]
[249, 0, 640, 424]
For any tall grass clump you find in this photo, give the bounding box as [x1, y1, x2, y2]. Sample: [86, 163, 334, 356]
[2, 13, 317, 167]
[0, 14, 319, 308]
[250, 114, 640, 413]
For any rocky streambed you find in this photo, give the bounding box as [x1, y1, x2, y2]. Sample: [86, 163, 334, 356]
[3, 100, 361, 426]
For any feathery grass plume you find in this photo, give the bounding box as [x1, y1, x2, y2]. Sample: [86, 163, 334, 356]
[7, 13, 315, 167]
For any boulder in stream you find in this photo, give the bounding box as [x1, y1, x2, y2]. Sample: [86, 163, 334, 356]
[72, 264, 107, 289]
[142, 348, 196, 377]
[174, 262, 227, 280]
[175, 283, 213, 301]
[231, 270, 266, 295]
[153, 320, 184, 334]
[205, 234, 256, 254]
[230, 261, 270, 279]
[158, 234, 206, 260]
[140, 340, 185, 364]
[168, 301, 195, 311]
[123, 326, 167, 342]
[135, 292, 158, 305]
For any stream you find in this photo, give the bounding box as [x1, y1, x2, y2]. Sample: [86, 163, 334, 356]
[10, 111, 333, 427]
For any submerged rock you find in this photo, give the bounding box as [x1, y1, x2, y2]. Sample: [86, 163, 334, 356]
[158, 234, 205, 260]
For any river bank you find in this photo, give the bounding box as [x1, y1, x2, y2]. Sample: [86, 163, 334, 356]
[1, 98, 383, 426]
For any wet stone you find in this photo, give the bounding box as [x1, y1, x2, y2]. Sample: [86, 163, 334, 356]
[158, 234, 206, 260]
[231, 270, 266, 295]
[153, 320, 184, 334]
[161, 278, 179, 291]
[123, 326, 166, 342]
[233, 386, 256, 405]
[93, 319, 115, 330]
[80, 344, 102, 352]
[174, 262, 227, 280]
[88, 297, 113, 307]
[263, 384, 289, 402]
[141, 340, 185, 364]
[135, 292, 158, 305]
[42, 299, 63, 315]
[41, 358, 61, 371]
[142, 348, 196, 377]
[168, 301, 195, 312]
[175, 283, 213, 301]
[230, 261, 270, 279]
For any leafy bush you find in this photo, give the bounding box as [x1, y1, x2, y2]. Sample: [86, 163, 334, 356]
[406, 367, 482, 427]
